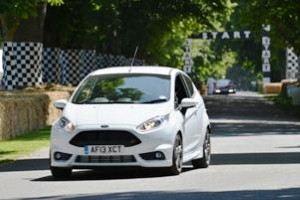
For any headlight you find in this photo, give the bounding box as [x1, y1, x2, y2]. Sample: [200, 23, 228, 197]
[58, 117, 75, 132]
[137, 114, 169, 132]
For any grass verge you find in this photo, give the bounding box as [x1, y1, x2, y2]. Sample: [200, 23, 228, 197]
[0, 127, 51, 164]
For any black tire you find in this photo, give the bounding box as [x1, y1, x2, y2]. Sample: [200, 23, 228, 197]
[168, 134, 183, 175]
[50, 166, 72, 179]
[192, 129, 211, 168]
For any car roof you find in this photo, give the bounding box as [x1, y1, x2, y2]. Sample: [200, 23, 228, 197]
[89, 66, 181, 76]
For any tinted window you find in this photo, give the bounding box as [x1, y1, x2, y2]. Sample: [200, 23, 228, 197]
[182, 74, 194, 96]
[72, 74, 170, 104]
[216, 79, 231, 87]
[174, 75, 189, 108]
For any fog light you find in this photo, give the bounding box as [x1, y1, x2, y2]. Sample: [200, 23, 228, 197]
[54, 152, 72, 161]
[140, 151, 165, 160]
[155, 152, 163, 159]
[55, 152, 62, 160]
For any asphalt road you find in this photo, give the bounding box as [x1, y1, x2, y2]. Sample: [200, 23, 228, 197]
[1, 92, 300, 200]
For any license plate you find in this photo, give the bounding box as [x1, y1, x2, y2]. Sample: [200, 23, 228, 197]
[84, 145, 124, 155]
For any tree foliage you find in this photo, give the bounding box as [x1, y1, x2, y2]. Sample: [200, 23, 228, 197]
[44, 0, 234, 67]
[190, 39, 237, 85]
[215, 0, 292, 82]
[234, 0, 300, 54]
[0, 0, 63, 42]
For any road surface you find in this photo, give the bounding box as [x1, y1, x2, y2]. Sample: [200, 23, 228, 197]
[0, 92, 300, 200]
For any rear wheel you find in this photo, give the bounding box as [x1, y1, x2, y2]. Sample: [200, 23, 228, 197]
[168, 134, 183, 175]
[192, 129, 211, 168]
[50, 166, 72, 179]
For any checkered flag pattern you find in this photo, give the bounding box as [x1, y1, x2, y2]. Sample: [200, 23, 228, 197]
[60, 49, 82, 85]
[42, 48, 60, 83]
[286, 48, 299, 79]
[2, 42, 43, 90]
[80, 50, 96, 80]
[122, 58, 133, 66]
[110, 55, 124, 66]
[94, 54, 129, 69]
[94, 54, 107, 69]
[2, 45, 146, 89]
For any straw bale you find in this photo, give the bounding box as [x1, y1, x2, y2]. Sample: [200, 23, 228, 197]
[0, 85, 75, 140]
[0, 92, 49, 140]
[262, 83, 282, 94]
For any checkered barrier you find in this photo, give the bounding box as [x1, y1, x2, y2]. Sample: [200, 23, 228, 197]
[80, 50, 96, 80]
[42, 48, 61, 83]
[132, 58, 144, 66]
[1, 42, 43, 90]
[60, 49, 82, 85]
[286, 48, 299, 79]
[94, 54, 106, 69]
[93, 54, 144, 69]
[60, 49, 97, 85]
[1, 45, 146, 89]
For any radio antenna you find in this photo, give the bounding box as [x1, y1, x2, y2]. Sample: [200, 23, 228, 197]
[130, 46, 139, 66]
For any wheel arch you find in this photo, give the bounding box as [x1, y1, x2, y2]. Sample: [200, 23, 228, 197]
[207, 124, 212, 134]
[176, 131, 183, 144]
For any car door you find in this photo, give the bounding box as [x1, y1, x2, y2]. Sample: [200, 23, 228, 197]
[181, 74, 205, 152]
[174, 73, 198, 155]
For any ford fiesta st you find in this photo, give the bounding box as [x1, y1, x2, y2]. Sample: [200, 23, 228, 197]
[50, 66, 211, 178]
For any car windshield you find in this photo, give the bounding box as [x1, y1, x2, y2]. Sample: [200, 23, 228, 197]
[216, 79, 231, 87]
[72, 73, 170, 104]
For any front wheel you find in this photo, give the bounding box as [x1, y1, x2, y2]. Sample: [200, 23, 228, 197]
[50, 166, 72, 179]
[192, 129, 211, 168]
[167, 134, 183, 175]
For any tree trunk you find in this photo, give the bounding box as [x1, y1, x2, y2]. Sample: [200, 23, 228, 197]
[43, 4, 61, 48]
[0, 15, 19, 42]
[13, 2, 47, 42]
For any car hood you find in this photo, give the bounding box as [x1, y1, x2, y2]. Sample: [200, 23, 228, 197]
[63, 103, 172, 126]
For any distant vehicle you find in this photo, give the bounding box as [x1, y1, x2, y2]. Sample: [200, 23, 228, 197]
[214, 79, 236, 94]
[50, 66, 211, 179]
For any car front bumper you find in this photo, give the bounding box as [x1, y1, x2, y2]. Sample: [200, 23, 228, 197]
[50, 123, 175, 169]
[214, 88, 236, 94]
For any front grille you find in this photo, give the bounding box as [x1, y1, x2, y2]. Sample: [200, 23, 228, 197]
[70, 130, 141, 147]
[75, 155, 136, 163]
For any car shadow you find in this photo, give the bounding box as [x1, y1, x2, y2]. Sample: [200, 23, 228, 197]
[31, 166, 195, 182]
[1, 151, 299, 182]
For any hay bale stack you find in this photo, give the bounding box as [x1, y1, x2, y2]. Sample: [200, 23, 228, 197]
[263, 83, 282, 94]
[0, 92, 49, 140]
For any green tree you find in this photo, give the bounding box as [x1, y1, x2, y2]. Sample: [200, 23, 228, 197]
[190, 39, 237, 86]
[44, 0, 234, 66]
[234, 0, 300, 54]
[0, 0, 63, 42]
[215, 0, 290, 81]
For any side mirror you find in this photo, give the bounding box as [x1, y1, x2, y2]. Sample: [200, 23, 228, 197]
[181, 98, 198, 108]
[53, 99, 68, 110]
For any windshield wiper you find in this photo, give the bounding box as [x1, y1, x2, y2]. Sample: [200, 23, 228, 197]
[141, 99, 167, 104]
[112, 101, 135, 104]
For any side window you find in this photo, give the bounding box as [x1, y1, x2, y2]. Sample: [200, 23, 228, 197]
[182, 75, 194, 97]
[174, 75, 189, 108]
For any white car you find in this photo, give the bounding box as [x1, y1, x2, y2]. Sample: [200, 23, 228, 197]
[50, 66, 211, 178]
